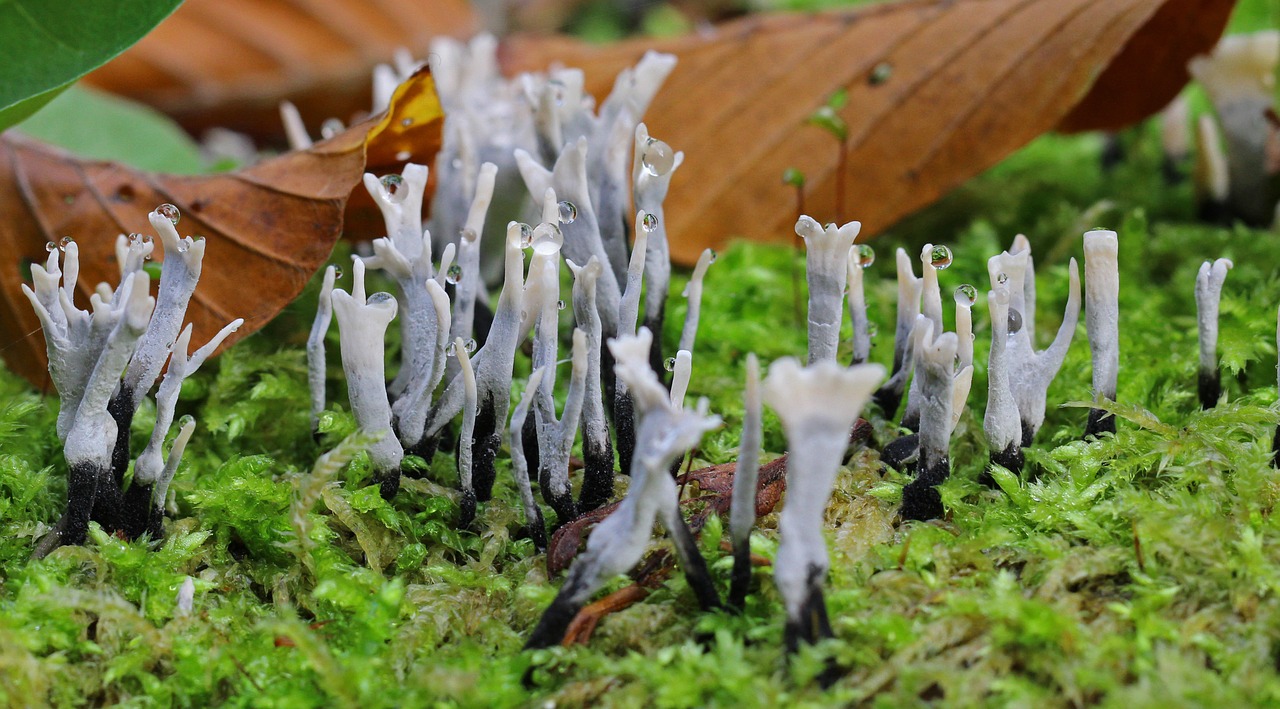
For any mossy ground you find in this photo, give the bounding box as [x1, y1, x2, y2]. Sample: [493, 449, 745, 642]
[6, 109, 1280, 706]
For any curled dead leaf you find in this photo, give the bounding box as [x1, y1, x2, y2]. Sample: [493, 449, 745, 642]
[84, 0, 478, 142]
[501, 0, 1236, 263]
[0, 70, 445, 387]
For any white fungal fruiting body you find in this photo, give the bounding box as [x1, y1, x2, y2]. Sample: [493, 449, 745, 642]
[1195, 258, 1233, 408]
[984, 286, 1022, 458]
[331, 261, 403, 491]
[678, 248, 716, 354]
[847, 247, 871, 365]
[1083, 229, 1120, 434]
[730, 354, 763, 601]
[763, 358, 883, 645]
[796, 216, 861, 364]
[567, 256, 616, 510]
[1189, 32, 1280, 224]
[307, 265, 337, 432]
[987, 242, 1080, 444]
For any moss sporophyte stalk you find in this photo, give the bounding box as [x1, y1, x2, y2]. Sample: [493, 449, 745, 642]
[13, 26, 1280, 707]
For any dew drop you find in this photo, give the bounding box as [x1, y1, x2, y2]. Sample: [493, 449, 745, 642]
[380, 174, 408, 204]
[518, 223, 534, 248]
[954, 284, 977, 306]
[855, 244, 875, 268]
[446, 342, 457, 357]
[141, 234, 153, 245]
[320, 118, 344, 139]
[930, 244, 953, 270]
[641, 138, 675, 177]
[519, 310, 528, 321]
[333, 265, 344, 280]
[460, 227, 478, 244]
[446, 263, 462, 284]
[400, 117, 413, 127]
[45, 241, 57, 253]
[464, 338, 477, 354]
[996, 272, 1009, 285]
[557, 299, 566, 311]
[664, 357, 676, 372]
[642, 213, 659, 232]
[451, 158, 463, 170]
[557, 200, 578, 224]
[1007, 308, 1023, 335]
[156, 203, 181, 225]
[178, 414, 195, 430]
[59, 236, 74, 250]
[707, 249, 717, 264]
[869, 62, 893, 86]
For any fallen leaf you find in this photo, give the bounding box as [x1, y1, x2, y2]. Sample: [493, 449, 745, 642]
[0, 69, 445, 388]
[84, 0, 478, 142]
[501, 0, 1236, 263]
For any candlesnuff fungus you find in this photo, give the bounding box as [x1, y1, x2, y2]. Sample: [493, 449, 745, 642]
[525, 328, 721, 650]
[614, 210, 652, 477]
[795, 216, 861, 364]
[901, 243, 949, 431]
[330, 259, 403, 500]
[763, 357, 884, 651]
[1188, 32, 1280, 226]
[633, 124, 681, 376]
[984, 284, 1024, 479]
[1084, 229, 1120, 437]
[678, 248, 716, 355]
[900, 323, 960, 521]
[873, 247, 922, 417]
[307, 265, 337, 438]
[1195, 258, 1233, 409]
[729, 353, 763, 610]
[985, 239, 1080, 448]
[25, 208, 241, 554]
[510, 367, 551, 550]
[567, 256, 616, 512]
[847, 244, 875, 365]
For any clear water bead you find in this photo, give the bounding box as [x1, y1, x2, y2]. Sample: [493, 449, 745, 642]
[157, 203, 180, 225]
[464, 338, 477, 354]
[664, 357, 676, 372]
[518, 223, 534, 248]
[708, 250, 717, 264]
[320, 118, 344, 139]
[59, 236, 74, 249]
[557, 200, 577, 224]
[930, 244, 953, 270]
[333, 265, 344, 280]
[641, 138, 675, 177]
[954, 284, 977, 305]
[44, 241, 57, 253]
[380, 174, 408, 204]
[557, 299, 566, 311]
[446, 263, 462, 284]
[178, 414, 195, 430]
[996, 272, 1009, 285]
[446, 342, 457, 357]
[1007, 308, 1023, 334]
[855, 244, 875, 268]
[642, 213, 659, 232]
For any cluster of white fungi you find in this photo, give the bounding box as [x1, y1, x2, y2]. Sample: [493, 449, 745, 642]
[24, 33, 1267, 670]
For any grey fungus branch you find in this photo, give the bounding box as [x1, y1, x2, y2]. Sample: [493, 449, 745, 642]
[1195, 258, 1233, 409]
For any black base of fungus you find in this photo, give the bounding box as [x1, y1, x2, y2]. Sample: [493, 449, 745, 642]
[901, 456, 949, 521]
[578, 436, 615, 512]
[522, 414, 540, 481]
[880, 434, 919, 472]
[472, 297, 494, 349]
[120, 482, 157, 540]
[613, 391, 636, 477]
[471, 398, 500, 502]
[981, 444, 1025, 487]
[872, 383, 904, 422]
[108, 394, 136, 487]
[525, 507, 550, 552]
[667, 512, 721, 611]
[375, 466, 401, 501]
[728, 539, 752, 611]
[63, 462, 105, 547]
[540, 468, 577, 529]
[1272, 426, 1280, 469]
[644, 308, 667, 384]
[1198, 369, 1221, 410]
[525, 581, 586, 650]
[404, 433, 440, 473]
[1019, 420, 1037, 449]
[785, 570, 834, 653]
[1084, 407, 1116, 438]
[458, 488, 477, 529]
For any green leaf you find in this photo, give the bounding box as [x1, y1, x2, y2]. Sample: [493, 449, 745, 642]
[15, 85, 204, 173]
[0, 0, 184, 132]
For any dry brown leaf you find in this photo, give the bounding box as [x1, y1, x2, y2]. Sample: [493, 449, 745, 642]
[84, 0, 478, 141]
[0, 70, 445, 388]
[501, 0, 1236, 264]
